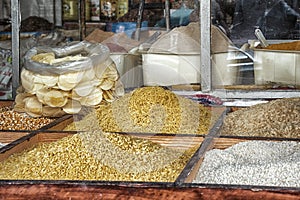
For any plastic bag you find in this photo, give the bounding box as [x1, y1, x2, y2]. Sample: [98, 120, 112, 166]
[16, 41, 124, 117]
[23, 41, 110, 75]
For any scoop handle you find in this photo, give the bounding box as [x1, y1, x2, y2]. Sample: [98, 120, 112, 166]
[255, 29, 269, 47]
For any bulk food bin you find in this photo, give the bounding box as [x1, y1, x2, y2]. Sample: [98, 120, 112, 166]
[253, 40, 300, 86]
[0, 111, 299, 199]
[0, 100, 71, 131]
[176, 103, 300, 200]
[181, 135, 300, 196]
[142, 23, 239, 87]
[1, 87, 299, 199]
[0, 131, 204, 198]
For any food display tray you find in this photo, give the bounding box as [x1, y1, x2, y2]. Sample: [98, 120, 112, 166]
[0, 131, 299, 199]
[0, 131, 30, 149]
[180, 136, 300, 183]
[0, 100, 73, 131]
[0, 106, 299, 199]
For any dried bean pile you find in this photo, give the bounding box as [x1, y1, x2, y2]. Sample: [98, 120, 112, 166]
[193, 140, 300, 187]
[65, 87, 212, 134]
[0, 106, 55, 130]
[0, 131, 198, 181]
[222, 98, 300, 138]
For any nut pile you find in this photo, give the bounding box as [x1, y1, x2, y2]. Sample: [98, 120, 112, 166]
[193, 140, 300, 188]
[221, 98, 300, 138]
[14, 55, 124, 117]
[0, 131, 198, 181]
[0, 105, 55, 130]
[64, 87, 212, 134]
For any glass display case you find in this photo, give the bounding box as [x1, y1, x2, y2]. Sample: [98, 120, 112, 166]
[200, 0, 300, 99]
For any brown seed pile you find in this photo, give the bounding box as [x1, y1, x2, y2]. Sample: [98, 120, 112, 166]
[64, 87, 212, 134]
[0, 106, 55, 130]
[221, 98, 300, 138]
[0, 131, 198, 181]
[261, 40, 300, 51]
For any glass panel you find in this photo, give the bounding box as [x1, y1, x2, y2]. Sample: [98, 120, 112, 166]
[0, 0, 12, 100]
[212, 0, 300, 90]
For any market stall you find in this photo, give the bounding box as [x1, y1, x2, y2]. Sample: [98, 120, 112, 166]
[0, 0, 300, 199]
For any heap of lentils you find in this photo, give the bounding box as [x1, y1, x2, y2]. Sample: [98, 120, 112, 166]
[65, 86, 212, 134]
[0, 131, 198, 181]
[193, 140, 300, 188]
[0, 105, 55, 130]
[222, 98, 300, 138]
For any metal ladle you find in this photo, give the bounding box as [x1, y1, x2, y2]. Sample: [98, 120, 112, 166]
[255, 29, 269, 47]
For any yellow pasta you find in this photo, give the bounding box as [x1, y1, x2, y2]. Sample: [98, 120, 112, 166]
[65, 86, 212, 134]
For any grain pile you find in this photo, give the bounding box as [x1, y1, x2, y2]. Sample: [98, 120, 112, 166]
[0, 131, 198, 181]
[0, 105, 54, 130]
[221, 98, 300, 138]
[193, 140, 300, 188]
[64, 87, 212, 134]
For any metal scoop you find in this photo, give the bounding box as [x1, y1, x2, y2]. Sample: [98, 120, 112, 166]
[255, 29, 269, 47]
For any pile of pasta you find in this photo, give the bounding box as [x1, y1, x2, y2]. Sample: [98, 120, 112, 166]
[65, 86, 213, 134]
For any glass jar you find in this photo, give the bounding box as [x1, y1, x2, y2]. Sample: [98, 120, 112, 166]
[100, 0, 117, 21]
[117, 0, 128, 19]
[63, 0, 78, 21]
